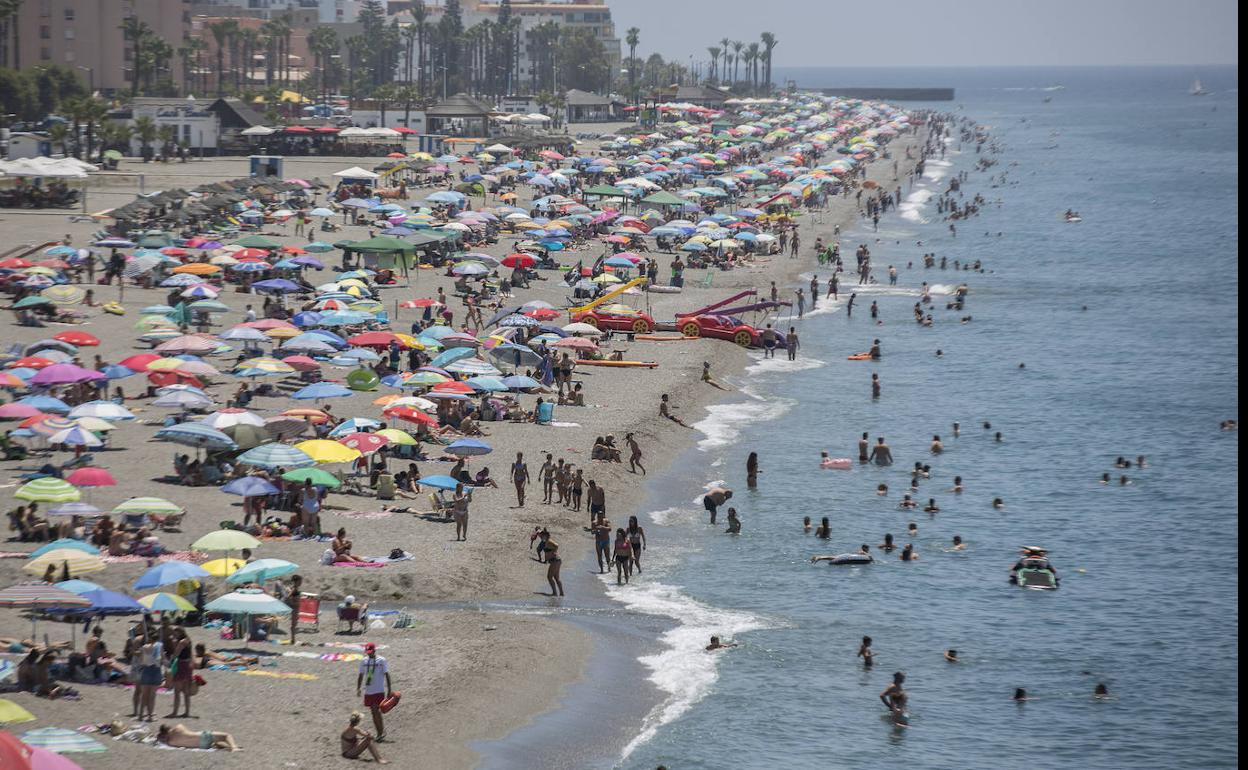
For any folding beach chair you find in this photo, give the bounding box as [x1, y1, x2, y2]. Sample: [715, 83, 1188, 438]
[298, 593, 321, 632]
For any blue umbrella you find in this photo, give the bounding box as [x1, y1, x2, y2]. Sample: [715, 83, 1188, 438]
[465, 376, 508, 392]
[502, 374, 542, 390]
[280, 335, 338, 355]
[306, 329, 349, 347]
[155, 422, 238, 451]
[327, 417, 382, 436]
[413, 474, 463, 491]
[292, 311, 323, 327]
[497, 314, 540, 328]
[55, 579, 104, 594]
[226, 558, 299, 585]
[604, 256, 636, 268]
[429, 347, 476, 368]
[51, 588, 144, 615]
[101, 364, 138, 380]
[17, 395, 71, 413]
[318, 311, 373, 326]
[292, 382, 353, 400]
[221, 476, 280, 497]
[446, 438, 492, 457]
[253, 278, 303, 293]
[133, 561, 211, 591]
[237, 442, 315, 469]
[30, 539, 99, 558]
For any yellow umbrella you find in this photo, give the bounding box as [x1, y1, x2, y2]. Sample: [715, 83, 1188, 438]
[200, 558, 246, 578]
[0, 697, 37, 724]
[264, 327, 301, 339]
[294, 439, 362, 464]
[376, 428, 417, 445]
[72, 416, 116, 432]
[171, 263, 221, 275]
[591, 274, 622, 284]
[238, 356, 296, 373]
[40, 284, 87, 305]
[373, 394, 401, 406]
[410, 151, 434, 161]
[23, 548, 106, 577]
[136, 592, 197, 612]
[393, 333, 424, 350]
[146, 357, 189, 371]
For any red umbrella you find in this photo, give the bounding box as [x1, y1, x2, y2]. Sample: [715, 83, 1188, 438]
[161, 247, 190, 257]
[8, 357, 55, 370]
[0, 257, 33, 269]
[337, 432, 390, 454]
[399, 299, 441, 309]
[148, 371, 204, 388]
[501, 253, 536, 268]
[118, 353, 161, 371]
[281, 355, 321, 372]
[432, 381, 474, 394]
[66, 467, 116, 487]
[347, 331, 404, 348]
[285, 126, 313, 133]
[233, 248, 270, 259]
[33, 259, 70, 269]
[314, 126, 340, 133]
[0, 731, 34, 770]
[53, 331, 101, 347]
[525, 308, 561, 321]
[383, 405, 437, 426]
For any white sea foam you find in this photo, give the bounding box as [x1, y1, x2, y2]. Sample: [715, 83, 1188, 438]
[647, 505, 695, 526]
[898, 187, 935, 223]
[924, 158, 953, 182]
[744, 352, 827, 377]
[693, 397, 794, 452]
[599, 551, 770, 761]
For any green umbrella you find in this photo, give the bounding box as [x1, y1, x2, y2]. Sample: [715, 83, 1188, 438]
[103, 149, 123, 160]
[222, 424, 269, 449]
[13, 295, 53, 309]
[281, 467, 342, 489]
[15, 477, 81, 503]
[234, 234, 283, 249]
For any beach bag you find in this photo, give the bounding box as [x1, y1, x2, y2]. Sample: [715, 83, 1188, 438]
[388, 548, 405, 560]
[320, 548, 335, 565]
[379, 691, 401, 713]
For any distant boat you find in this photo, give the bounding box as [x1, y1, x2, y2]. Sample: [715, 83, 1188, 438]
[1190, 77, 1209, 96]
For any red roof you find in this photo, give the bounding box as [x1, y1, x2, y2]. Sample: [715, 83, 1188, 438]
[284, 126, 313, 133]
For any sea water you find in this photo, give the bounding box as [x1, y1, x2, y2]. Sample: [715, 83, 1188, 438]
[613, 66, 1238, 769]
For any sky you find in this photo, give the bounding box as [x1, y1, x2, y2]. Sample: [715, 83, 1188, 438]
[607, 0, 1239, 68]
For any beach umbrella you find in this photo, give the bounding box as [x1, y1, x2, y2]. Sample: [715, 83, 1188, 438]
[155, 423, 238, 451]
[57, 588, 143, 616]
[327, 417, 382, 436]
[0, 699, 36, 725]
[375, 428, 417, 446]
[68, 402, 134, 421]
[280, 467, 341, 489]
[502, 375, 543, 390]
[29, 364, 103, 387]
[412, 474, 462, 491]
[54, 579, 103, 594]
[51, 331, 99, 347]
[219, 326, 269, 343]
[132, 561, 210, 591]
[112, 497, 183, 516]
[446, 438, 492, 457]
[226, 558, 299, 585]
[192, 530, 261, 551]
[154, 335, 218, 355]
[204, 589, 291, 615]
[64, 467, 115, 488]
[136, 592, 197, 612]
[552, 337, 599, 352]
[291, 382, 354, 400]
[293, 439, 361, 464]
[27, 416, 77, 438]
[221, 423, 269, 450]
[221, 476, 280, 497]
[446, 358, 501, 377]
[0, 403, 44, 420]
[29, 540, 99, 559]
[337, 432, 389, 454]
[236, 442, 315, 469]
[0, 584, 91, 609]
[20, 727, 106, 754]
[199, 408, 265, 429]
[47, 426, 103, 448]
[23, 549, 104, 577]
[151, 390, 214, 409]
[14, 478, 81, 503]
[465, 376, 508, 392]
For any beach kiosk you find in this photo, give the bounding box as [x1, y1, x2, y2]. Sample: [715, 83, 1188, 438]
[249, 155, 284, 178]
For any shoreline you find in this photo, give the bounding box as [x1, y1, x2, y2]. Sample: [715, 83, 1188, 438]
[1, 117, 925, 768]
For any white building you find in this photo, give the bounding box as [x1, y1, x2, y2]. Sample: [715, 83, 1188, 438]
[202, 0, 360, 23]
[127, 98, 222, 156]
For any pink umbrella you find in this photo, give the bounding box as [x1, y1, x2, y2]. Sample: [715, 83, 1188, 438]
[29, 364, 105, 386]
[30, 744, 86, 770]
[66, 467, 116, 487]
[0, 403, 44, 419]
[337, 432, 389, 454]
[154, 335, 218, 355]
[552, 337, 599, 351]
[281, 355, 321, 372]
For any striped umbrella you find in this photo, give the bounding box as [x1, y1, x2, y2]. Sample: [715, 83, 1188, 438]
[20, 727, 106, 753]
[47, 426, 103, 448]
[29, 416, 78, 437]
[112, 497, 184, 516]
[236, 442, 315, 469]
[40, 285, 87, 305]
[0, 583, 91, 609]
[23, 549, 106, 577]
[445, 358, 502, 377]
[13, 477, 81, 503]
[154, 422, 238, 451]
[30, 539, 98, 559]
[204, 589, 291, 615]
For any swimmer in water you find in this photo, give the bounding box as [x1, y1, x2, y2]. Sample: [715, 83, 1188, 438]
[995, 432, 1003, 442]
[952, 421, 960, 437]
[936, 349, 944, 358]
[706, 635, 738, 651]
[924, 498, 940, 513]
[815, 517, 831, 539]
[901, 543, 919, 561]
[944, 649, 959, 663]
[1119, 475, 1131, 486]
[1114, 456, 1130, 468]
[950, 476, 963, 493]
[803, 516, 812, 533]
[880, 533, 896, 552]
[983, 422, 992, 431]
[1100, 472, 1111, 484]
[992, 498, 1005, 510]
[907, 522, 918, 537]
[877, 483, 889, 496]
[899, 494, 917, 510]
[858, 636, 875, 667]
[1094, 683, 1110, 699]
[1136, 455, 1147, 468]
[951, 535, 966, 551]
[1013, 688, 1029, 702]
[930, 435, 943, 454]
[880, 672, 907, 720]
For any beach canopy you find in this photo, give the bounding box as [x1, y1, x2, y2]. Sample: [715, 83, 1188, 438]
[226, 558, 298, 584]
[205, 589, 291, 615]
[23, 549, 105, 577]
[132, 561, 210, 591]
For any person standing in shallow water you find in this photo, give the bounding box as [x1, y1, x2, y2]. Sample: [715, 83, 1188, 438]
[869, 437, 894, 466]
[746, 452, 759, 489]
[786, 327, 800, 361]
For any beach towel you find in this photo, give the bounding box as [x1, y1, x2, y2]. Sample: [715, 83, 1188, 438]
[550, 421, 582, 428]
[332, 560, 386, 568]
[238, 669, 318, 681]
[336, 510, 396, 520]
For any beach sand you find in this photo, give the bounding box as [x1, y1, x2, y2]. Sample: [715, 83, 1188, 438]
[1, 123, 922, 767]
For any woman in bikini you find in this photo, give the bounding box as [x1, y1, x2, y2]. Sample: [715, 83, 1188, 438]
[332, 528, 368, 563]
[613, 528, 633, 585]
[157, 722, 239, 751]
[545, 539, 564, 596]
[341, 712, 389, 763]
[627, 515, 646, 574]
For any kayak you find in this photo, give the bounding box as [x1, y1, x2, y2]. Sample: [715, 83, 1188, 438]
[576, 360, 659, 368]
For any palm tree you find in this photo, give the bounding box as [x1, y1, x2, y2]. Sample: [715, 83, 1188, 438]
[0, 0, 24, 69]
[411, 1, 429, 98]
[76, 97, 110, 160]
[730, 40, 744, 86]
[208, 20, 237, 96]
[307, 25, 339, 104]
[759, 32, 777, 94]
[240, 28, 261, 91]
[132, 115, 158, 161]
[46, 122, 70, 156]
[707, 46, 721, 85]
[625, 27, 640, 102]
[744, 42, 760, 94]
[157, 124, 177, 158]
[121, 18, 154, 97]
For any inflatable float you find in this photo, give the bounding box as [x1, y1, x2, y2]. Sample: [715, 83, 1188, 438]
[576, 360, 659, 369]
[828, 553, 874, 565]
[847, 353, 873, 361]
[821, 457, 853, 470]
[102, 302, 125, 315]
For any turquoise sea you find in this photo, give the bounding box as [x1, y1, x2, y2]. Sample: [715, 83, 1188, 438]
[611, 66, 1239, 770]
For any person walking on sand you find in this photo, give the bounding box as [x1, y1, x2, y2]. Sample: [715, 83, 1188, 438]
[452, 483, 469, 540]
[510, 452, 530, 507]
[795, 288, 806, 318]
[627, 515, 646, 573]
[356, 643, 393, 742]
[284, 574, 303, 645]
[869, 437, 894, 466]
[545, 539, 564, 596]
[539, 454, 555, 503]
[626, 433, 645, 475]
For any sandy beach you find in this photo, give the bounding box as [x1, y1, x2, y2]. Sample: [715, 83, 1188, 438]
[1, 118, 922, 767]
